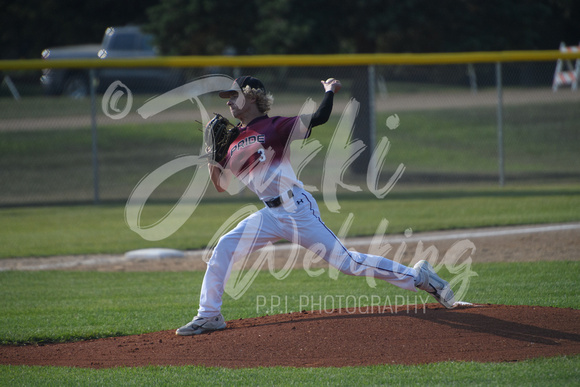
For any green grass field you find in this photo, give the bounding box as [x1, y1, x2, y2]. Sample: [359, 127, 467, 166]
[2, 356, 578, 386]
[1, 91, 579, 205]
[0, 184, 579, 258]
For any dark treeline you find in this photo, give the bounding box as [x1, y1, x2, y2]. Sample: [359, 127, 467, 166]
[2, 0, 578, 59]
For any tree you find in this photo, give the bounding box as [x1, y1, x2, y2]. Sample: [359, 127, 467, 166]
[2, 0, 579, 59]
[145, 0, 259, 56]
[250, 0, 343, 54]
[144, 0, 580, 56]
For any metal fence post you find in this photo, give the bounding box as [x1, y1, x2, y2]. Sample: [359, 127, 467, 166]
[1, 76, 21, 100]
[350, 66, 373, 174]
[496, 62, 505, 187]
[89, 69, 100, 203]
[368, 65, 376, 154]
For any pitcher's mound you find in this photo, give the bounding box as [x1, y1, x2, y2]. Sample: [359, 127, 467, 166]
[1, 304, 579, 368]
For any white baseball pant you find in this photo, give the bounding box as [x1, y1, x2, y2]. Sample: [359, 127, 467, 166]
[197, 187, 417, 317]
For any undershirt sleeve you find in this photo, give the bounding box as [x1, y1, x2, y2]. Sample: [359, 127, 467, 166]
[299, 91, 335, 134]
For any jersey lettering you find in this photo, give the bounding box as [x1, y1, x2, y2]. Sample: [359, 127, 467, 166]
[230, 134, 266, 156]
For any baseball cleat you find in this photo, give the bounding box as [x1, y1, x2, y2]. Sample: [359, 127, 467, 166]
[176, 314, 226, 336]
[413, 260, 456, 309]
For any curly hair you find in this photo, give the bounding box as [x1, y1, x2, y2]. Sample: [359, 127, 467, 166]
[242, 85, 274, 114]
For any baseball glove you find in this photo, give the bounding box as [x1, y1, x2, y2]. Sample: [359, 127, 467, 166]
[203, 113, 239, 163]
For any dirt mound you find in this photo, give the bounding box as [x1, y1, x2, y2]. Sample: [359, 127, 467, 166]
[2, 304, 579, 368]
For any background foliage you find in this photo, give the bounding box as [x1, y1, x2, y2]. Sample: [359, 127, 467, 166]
[2, 0, 579, 59]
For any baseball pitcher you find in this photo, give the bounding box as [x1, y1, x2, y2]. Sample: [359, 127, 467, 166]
[176, 76, 455, 335]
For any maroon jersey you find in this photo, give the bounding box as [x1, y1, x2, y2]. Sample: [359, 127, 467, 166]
[221, 115, 308, 201]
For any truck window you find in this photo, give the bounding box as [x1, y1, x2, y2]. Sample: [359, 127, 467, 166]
[140, 35, 154, 51]
[108, 34, 138, 50]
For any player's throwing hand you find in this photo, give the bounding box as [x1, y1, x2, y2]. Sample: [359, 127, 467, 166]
[322, 78, 341, 93]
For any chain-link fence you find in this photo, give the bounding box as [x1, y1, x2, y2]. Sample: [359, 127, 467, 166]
[1, 56, 579, 206]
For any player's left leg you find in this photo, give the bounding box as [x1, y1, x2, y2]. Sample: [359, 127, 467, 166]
[282, 189, 417, 291]
[283, 189, 456, 308]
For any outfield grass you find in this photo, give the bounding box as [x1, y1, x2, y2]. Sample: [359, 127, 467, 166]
[0, 184, 578, 259]
[382, 103, 580, 174]
[1, 94, 578, 205]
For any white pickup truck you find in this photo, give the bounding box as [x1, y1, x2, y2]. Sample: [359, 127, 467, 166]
[41, 26, 185, 98]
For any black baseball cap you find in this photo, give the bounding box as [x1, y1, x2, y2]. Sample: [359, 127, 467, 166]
[218, 76, 266, 98]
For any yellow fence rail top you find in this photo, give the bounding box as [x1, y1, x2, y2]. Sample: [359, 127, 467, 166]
[2, 50, 580, 71]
